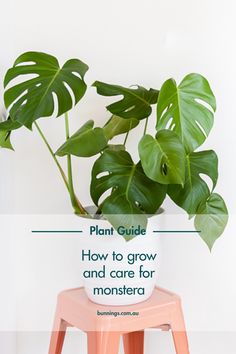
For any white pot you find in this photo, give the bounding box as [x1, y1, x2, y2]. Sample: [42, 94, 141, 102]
[78, 209, 164, 306]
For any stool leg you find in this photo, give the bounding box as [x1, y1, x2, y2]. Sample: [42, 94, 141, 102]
[87, 331, 120, 354]
[171, 302, 190, 354]
[123, 331, 144, 354]
[48, 316, 67, 354]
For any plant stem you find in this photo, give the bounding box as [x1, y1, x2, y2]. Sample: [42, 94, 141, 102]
[34, 121, 69, 191]
[123, 120, 132, 146]
[123, 130, 130, 146]
[34, 120, 87, 215]
[64, 112, 87, 215]
[143, 117, 149, 136]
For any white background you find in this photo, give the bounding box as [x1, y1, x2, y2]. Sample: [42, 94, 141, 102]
[1, 0, 236, 353]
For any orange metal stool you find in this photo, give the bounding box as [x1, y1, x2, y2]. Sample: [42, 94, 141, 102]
[48, 287, 190, 354]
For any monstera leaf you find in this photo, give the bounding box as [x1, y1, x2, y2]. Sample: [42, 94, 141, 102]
[168, 150, 218, 214]
[91, 150, 167, 232]
[4, 51, 88, 128]
[56, 120, 107, 157]
[138, 130, 185, 185]
[156, 73, 216, 153]
[103, 115, 139, 140]
[56, 115, 139, 157]
[93, 81, 159, 120]
[194, 193, 228, 250]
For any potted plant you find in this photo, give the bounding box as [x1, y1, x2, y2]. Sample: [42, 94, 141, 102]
[0, 51, 228, 305]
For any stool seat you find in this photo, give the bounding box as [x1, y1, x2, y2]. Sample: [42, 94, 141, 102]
[49, 287, 190, 354]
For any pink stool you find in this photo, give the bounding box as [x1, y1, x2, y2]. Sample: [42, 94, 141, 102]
[48, 287, 190, 354]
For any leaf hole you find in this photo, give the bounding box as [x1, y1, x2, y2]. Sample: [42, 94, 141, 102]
[160, 104, 173, 120]
[194, 98, 214, 113]
[135, 200, 145, 212]
[96, 171, 110, 179]
[51, 92, 59, 118]
[5, 74, 39, 89]
[161, 163, 168, 176]
[165, 117, 173, 129]
[16, 61, 37, 67]
[63, 81, 76, 106]
[6, 89, 28, 112]
[72, 71, 82, 79]
[124, 105, 135, 113]
[195, 120, 207, 138]
[97, 187, 113, 204]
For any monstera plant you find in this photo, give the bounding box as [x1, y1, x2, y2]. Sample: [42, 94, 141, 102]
[0, 51, 228, 249]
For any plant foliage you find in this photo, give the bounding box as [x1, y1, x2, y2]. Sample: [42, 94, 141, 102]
[1, 52, 228, 249]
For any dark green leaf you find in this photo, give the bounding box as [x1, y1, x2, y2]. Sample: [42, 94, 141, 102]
[4, 51, 88, 128]
[91, 150, 167, 235]
[194, 193, 228, 250]
[168, 150, 218, 214]
[0, 130, 13, 150]
[93, 81, 159, 120]
[156, 73, 216, 152]
[103, 115, 139, 140]
[56, 120, 107, 157]
[139, 130, 185, 185]
[0, 116, 22, 131]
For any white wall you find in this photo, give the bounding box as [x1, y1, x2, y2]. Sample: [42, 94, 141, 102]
[0, 0, 236, 353]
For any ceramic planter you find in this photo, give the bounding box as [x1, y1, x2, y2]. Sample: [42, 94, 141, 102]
[78, 210, 163, 306]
